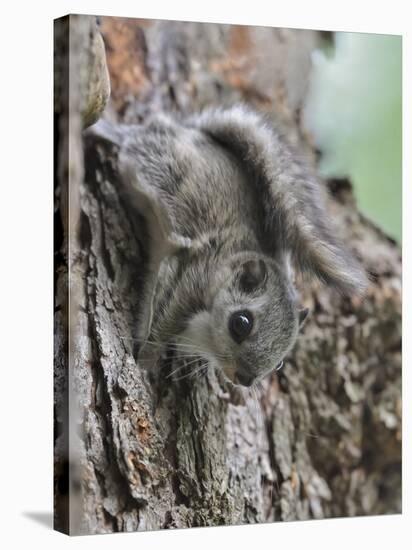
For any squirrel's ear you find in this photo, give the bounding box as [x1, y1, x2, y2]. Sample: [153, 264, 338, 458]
[190, 105, 368, 296]
[239, 259, 268, 292]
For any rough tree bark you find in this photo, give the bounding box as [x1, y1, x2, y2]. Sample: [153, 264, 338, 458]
[54, 16, 401, 535]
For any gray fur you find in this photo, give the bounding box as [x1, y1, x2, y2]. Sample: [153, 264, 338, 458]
[90, 105, 367, 386]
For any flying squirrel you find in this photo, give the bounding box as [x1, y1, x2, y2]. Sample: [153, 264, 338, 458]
[90, 105, 368, 387]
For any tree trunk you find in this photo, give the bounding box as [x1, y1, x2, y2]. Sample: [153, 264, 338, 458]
[54, 16, 401, 535]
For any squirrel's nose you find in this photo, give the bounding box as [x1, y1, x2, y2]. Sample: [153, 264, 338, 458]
[235, 369, 254, 387]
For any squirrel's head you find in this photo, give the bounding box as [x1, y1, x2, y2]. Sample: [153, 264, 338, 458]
[179, 251, 308, 387]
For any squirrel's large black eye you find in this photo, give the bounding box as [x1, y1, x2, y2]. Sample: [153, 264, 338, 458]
[228, 310, 254, 344]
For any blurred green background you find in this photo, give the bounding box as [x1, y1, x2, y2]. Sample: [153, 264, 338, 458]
[304, 33, 402, 243]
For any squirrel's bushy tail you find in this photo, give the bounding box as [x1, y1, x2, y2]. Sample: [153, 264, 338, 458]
[189, 105, 368, 296]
